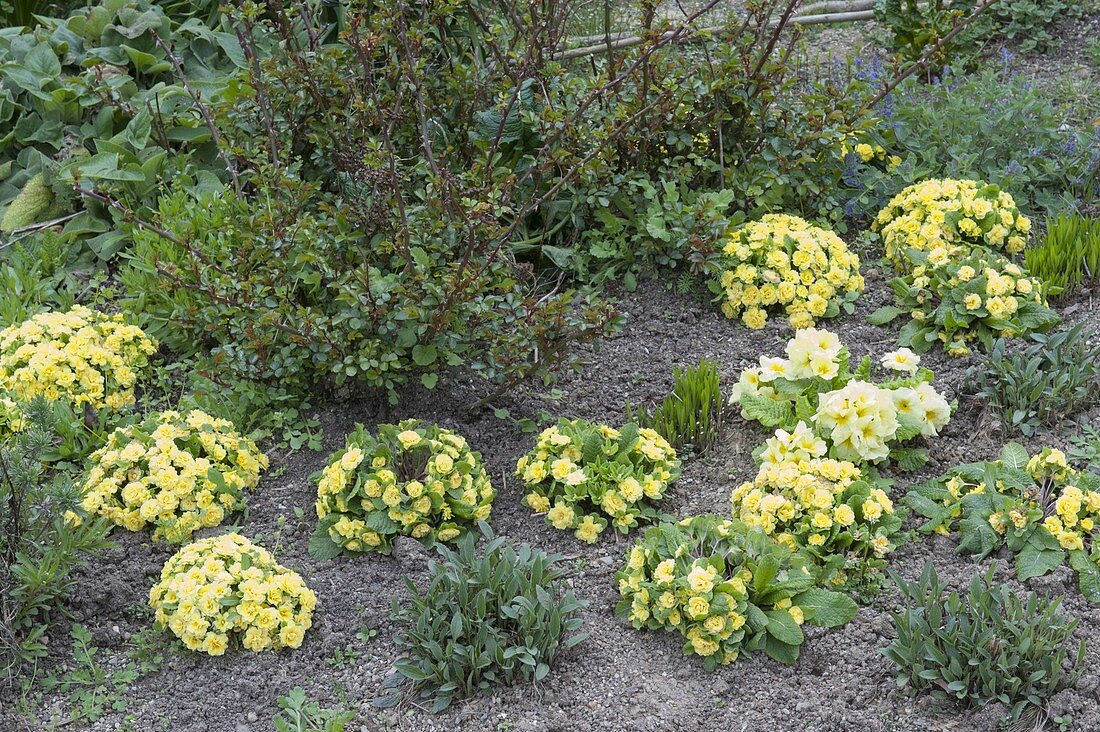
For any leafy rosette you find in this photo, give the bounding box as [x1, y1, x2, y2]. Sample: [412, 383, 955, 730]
[517, 419, 680, 543]
[907, 444, 1100, 603]
[615, 514, 857, 670]
[311, 419, 494, 557]
[870, 249, 1058, 356]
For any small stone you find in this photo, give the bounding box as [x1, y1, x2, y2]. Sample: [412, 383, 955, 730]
[247, 711, 258, 723]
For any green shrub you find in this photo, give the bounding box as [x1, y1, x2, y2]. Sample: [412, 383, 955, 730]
[626, 360, 725, 457]
[0, 399, 110, 681]
[1025, 214, 1100, 298]
[874, 0, 1079, 68]
[985, 0, 1084, 54]
[0, 0, 243, 256]
[122, 184, 617, 400]
[387, 526, 585, 711]
[972, 323, 1100, 436]
[873, 0, 982, 72]
[883, 563, 1085, 722]
[888, 64, 1097, 215]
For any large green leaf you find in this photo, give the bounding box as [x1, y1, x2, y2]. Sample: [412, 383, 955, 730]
[1016, 529, 1065, 581]
[867, 305, 903, 325]
[1069, 551, 1100, 603]
[793, 587, 858, 628]
[764, 609, 804, 646]
[999, 443, 1030, 471]
[739, 392, 793, 428]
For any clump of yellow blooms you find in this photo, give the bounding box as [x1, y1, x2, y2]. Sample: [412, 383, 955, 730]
[873, 178, 1031, 271]
[79, 410, 268, 543]
[729, 328, 951, 466]
[713, 214, 863, 330]
[517, 419, 680, 544]
[0, 306, 157, 413]
[869, 180, 1059, 355]
[908, 444, 1100, 601]
[313, 419, 494, 555]
[732, 427, 904, 588]
[816, 378, 949, 463]
[149, 533, 316, 655]
[884, 248, 1055, 356]
[615, 514, 857, 670]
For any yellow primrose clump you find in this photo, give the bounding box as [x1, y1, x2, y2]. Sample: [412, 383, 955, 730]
[517, 419, 680, 543]
[713, 214, 863, 330]
[731, 443, 903, 587]
[873, 178, 1031, 271]
[313, 419, 494, 556]
[79, 410, 267, 543]
[729, 328, 951, 467]
[0, 306, 157, 413]
[615, 514, 857, 670]
[149, 533, 316, 655]
[876, 246, 1056, 356]
[908, 444, 1100, 602]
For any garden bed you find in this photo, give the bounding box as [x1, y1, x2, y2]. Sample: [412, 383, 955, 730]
[17, 268, 1100, 732]
[3, 3, 1100, 732]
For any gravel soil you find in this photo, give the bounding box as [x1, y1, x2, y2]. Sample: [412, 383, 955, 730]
[5, 10, 1100, 732]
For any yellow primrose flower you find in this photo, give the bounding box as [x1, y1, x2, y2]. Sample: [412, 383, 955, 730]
[314, 420, 493, 555]
[518, 418, 679, 542]
[716, 214, 862, 330]
[82, 410, 266, 544]
[151, 534, 315, 655]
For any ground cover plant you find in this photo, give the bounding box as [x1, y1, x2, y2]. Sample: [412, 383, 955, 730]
[711, 213, 864, 329]
[883, 563, 1085, 724]
[729, 328, 951, 468]
[907, 444, 1100, 602]
[731, 435, 906, 590]
[972, 323, 1100, 436]
[311, 420, 494, 556]
[0, 306, 157, 414]
[7, 0, 1100, 729]
[387, 526, 585, 711]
